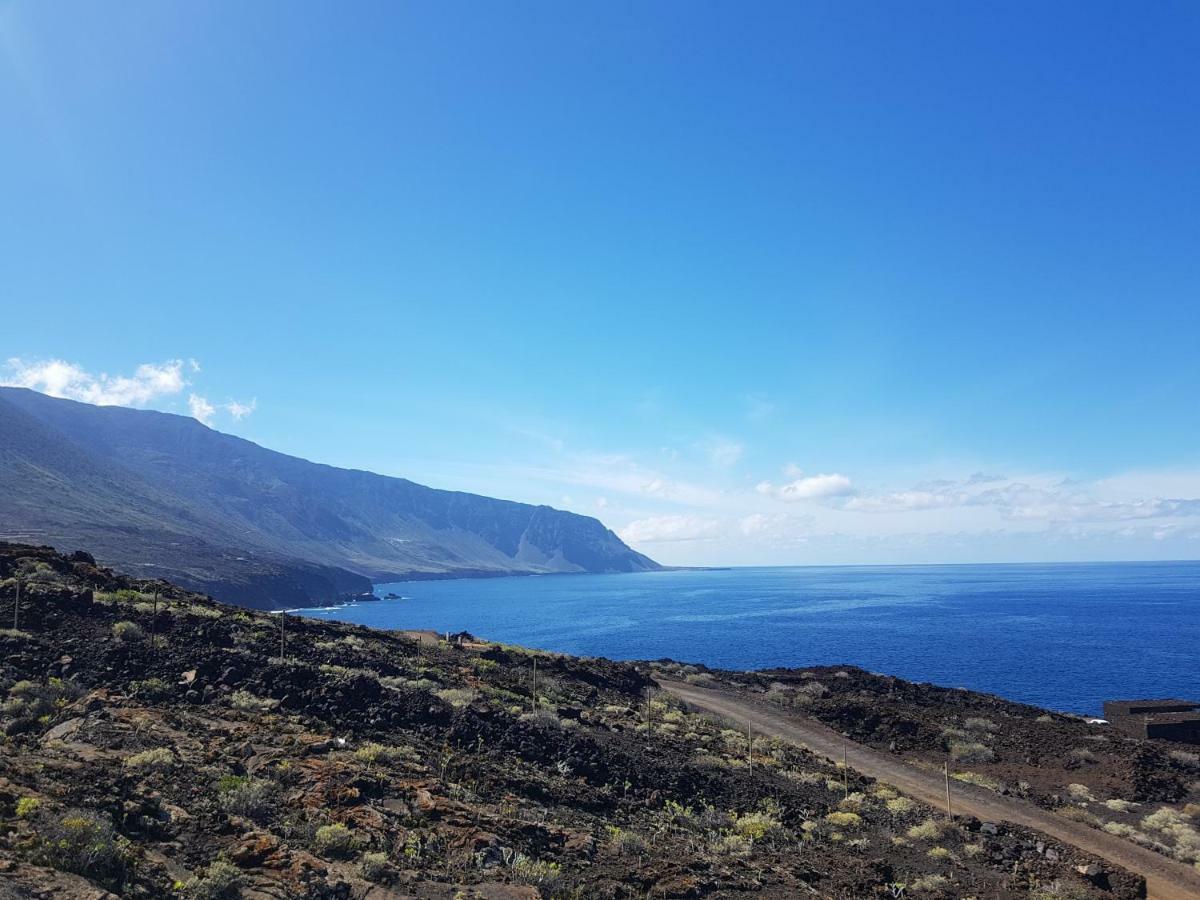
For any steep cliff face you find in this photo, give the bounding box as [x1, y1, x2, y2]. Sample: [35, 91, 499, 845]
[0, 388, 657, 607]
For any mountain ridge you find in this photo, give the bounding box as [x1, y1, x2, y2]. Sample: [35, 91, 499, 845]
[0, 387, 658, 608]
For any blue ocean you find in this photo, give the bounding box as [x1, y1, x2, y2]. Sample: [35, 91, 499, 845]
[298, 562, 1200, 715]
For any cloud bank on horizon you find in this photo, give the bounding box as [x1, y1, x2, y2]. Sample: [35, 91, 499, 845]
[617, 462, 1200, 565]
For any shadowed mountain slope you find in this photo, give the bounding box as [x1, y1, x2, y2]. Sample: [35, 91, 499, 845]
[0, 388, 657, 608]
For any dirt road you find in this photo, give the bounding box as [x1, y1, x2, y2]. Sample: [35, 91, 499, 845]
[661, 680, 1200, 900]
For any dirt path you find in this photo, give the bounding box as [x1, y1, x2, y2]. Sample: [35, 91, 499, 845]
[661, 680, 1200, 900]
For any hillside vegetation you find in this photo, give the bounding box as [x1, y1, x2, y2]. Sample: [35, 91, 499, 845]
[0, 543, 1146, 899]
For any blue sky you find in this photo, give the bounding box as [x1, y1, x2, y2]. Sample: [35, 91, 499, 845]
[3, 1, 1199, 565]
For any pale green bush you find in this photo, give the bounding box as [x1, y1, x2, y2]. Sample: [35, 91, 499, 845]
[183, 860, 242, 899]
[906, 818, 943, 841]
[123, 747, 174, 770]
[1104, 798, 1139, 813]
[824, 811, 862, 828]
[229, 689, 278, 711]
[964, 717, 998, 733]
[950, 742, 994, 764]
[314, 823, 354, 857]
[359, 851, 389, 881]
[435, 687, 477, 708]
[216, 775, 276, 823]
[112, 621, 144, 642]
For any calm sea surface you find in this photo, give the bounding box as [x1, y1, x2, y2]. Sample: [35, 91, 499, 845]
[298, 562, 1200, 715]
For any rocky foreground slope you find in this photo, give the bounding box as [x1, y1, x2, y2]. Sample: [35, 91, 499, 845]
[0, 543, 1149, 898]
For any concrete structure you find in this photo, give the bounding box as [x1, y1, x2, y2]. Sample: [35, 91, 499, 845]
[1103, 699, 1200, 744]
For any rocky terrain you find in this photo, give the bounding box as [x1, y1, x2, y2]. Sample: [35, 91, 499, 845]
[0, 543, 1151, 899]
[697, 665, 1200, 875]
[0, 388, 657, 610]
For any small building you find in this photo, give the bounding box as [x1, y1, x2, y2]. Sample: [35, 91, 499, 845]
[1103, 699, 1200, 744]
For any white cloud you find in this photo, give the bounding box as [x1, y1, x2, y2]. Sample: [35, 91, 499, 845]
[701, 437, 744, 468]
[3, 357, 190, 406]
[841, 474, 1200, 525]
[743, 392, 775, 422]
[757, 472, 855, 501]
[188, 394, 216, 425]
[738, 512, 812, 538]
[620, 515, 723, 544]
[643, 477, 667, 495]
[225, 398, 256, 420]
[2, 356, 256, 426]
[843, 489, 965, 513]
[595, 497, 609, 509]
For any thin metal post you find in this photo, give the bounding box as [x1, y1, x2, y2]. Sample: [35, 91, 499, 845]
[944, 761, 953, 820]
[747, 720, 753, 776]
[645, 687, 653, 743]
[279, 612, 286, 661]
[12, 579, 19, 631]
[843, 742, 849, 799]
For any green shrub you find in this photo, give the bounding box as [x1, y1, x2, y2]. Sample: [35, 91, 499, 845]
[709, 832, 752, 856]
[1170, 750, 1199, 769]
[123, 747, 174, 770]
[909, 874, 949, 893]
[435, 687, 477, 708]
[949, 741, 994, 764]
[10, 680, 45, 702]
[1066, 783, 1094, 801]
[1104, 798, 1139, 813]
[33, 810, 125, 881]
[605, 825, 647, 855]
[216, 775, 275, 823]
[519, 709, 562, 728]
[182, 859, 242, 899]
[112, 621, 144, 642]
[733, 810, 784, 840]
[129, 678, 172, 702]
[4, 677, 83, 724]
[508, 853, 562, 887]
[314, 823, 354, 857]
[359, 851, 389, 881]
[16, 796, 40, 817]
[1142, 807, 1189, 832]
[954, 771, 1003, 791]
[906, 818, 943, 841]
[825, 811, 862, 828]
[964, 717, 998, 733]
[229, 689, 277, 711]
[353, 741, 415, 767]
